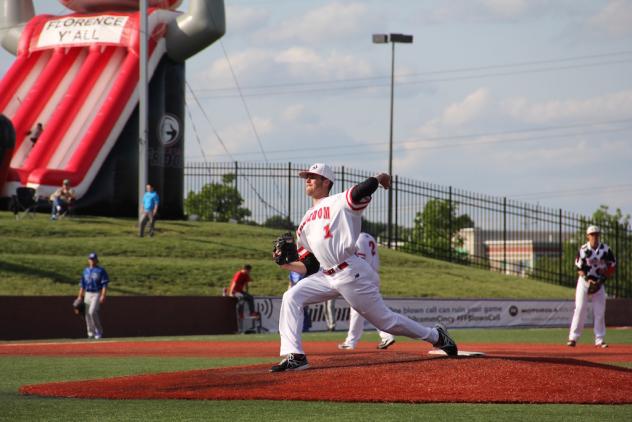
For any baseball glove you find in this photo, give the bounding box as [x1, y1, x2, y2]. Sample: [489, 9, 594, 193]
[72, 297, 85, 316]
[586, 275, 605, 294]
[273, 232, 299, 265]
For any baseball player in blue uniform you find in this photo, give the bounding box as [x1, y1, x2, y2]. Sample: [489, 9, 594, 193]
[76, 252, 109, 339]
[567, 225, 616, 348]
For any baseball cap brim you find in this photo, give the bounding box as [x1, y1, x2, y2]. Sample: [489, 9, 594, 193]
[298, 170, 318, 178]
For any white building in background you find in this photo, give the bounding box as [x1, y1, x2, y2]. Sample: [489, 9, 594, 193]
[459, 228, 576, 276]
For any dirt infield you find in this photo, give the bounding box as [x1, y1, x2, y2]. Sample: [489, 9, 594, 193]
[10, 341, 632, 404]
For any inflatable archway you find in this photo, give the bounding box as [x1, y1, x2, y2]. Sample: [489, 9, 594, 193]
[0, 0, 225, 217]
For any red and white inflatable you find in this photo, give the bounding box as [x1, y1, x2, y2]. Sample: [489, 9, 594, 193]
[59, 1, 182, 13]
[0, 0, 224, 214]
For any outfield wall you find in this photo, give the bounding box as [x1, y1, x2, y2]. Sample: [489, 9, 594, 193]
[252, 297, 632, 333]
[1, 296, 630, 340]
[0, 296, 238, 340]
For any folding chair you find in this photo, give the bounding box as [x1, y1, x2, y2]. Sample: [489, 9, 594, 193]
[223, 287, 262, 334]
[10, 187, 37, 220]
[236, 299, 262, 334]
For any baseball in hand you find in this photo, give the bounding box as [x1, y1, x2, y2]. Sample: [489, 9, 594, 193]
[375, 173, 391, 189]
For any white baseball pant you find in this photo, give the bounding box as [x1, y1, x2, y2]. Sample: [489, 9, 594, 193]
[568, 277, 606, 344]
[84, 291, 103, 338]
[345, 307, 396, 347]
[279, 255, 438, 356]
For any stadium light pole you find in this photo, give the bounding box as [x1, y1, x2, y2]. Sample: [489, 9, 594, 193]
[372, 33, 413, 249]
[139, 0, 149, 219]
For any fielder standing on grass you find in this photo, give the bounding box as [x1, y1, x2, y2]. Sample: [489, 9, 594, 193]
[338, 232, 396, 350]
[567, 225, 616, 348]
[271, 163, 457, 372]
[76, 252, 109, 340]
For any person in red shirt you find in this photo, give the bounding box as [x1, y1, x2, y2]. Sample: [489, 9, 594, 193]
[227, 264, 256, 316]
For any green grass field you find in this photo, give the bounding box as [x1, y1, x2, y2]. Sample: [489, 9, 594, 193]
[3, 329, 632, 421]
[0, 213, 629, 420]
[0, 212, 574, 298]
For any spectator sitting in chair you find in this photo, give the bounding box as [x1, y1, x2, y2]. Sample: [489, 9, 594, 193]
[227, 264, 259, 319]
[50, 179, 75, 220]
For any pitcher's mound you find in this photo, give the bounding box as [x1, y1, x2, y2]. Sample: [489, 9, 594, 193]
[20, 350, 632, 404]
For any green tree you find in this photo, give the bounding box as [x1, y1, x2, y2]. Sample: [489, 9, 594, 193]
[589, 205, 630, 235]
[184, 174, 251, 222]
[407, 199, 474, 260]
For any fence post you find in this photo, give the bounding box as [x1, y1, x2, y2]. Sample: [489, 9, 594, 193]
[234, 161, 238, 219]
[287, 162, 292, 222]
[395, 175, 399, 249]
[448, 186, 453, 262]
[559, 208, 563, 286]
[340, 165, 345, 191]
[503, 197, 507, 274]
[615, 222, 620, 297]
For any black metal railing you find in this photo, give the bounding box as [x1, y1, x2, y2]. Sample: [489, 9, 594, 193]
[184, 162, 631, 298]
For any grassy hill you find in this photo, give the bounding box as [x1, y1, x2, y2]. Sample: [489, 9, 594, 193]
[0, 212, 574, 299]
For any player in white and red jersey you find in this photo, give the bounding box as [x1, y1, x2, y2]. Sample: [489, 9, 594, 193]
[270, 163, 458, 372]
[338, 232, 396, 350]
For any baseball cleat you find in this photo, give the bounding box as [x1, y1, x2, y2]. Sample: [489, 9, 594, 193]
[270, 353, 309, 372]
[337, 343, 354, 350]
[433, 324, 458, 356]
[566, 340, 576, 347]
[596, 342, 608, 348]
[377, 338, 396, 350]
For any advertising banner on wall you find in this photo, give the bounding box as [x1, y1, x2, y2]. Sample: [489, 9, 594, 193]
[253, 297, 590, 333]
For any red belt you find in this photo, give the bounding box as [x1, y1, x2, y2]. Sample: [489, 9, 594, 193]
[323, 262, 348, 276]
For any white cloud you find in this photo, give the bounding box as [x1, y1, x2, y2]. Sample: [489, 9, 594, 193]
[589, 0, 632, 36]
[257, 2, 371, 44]
[479, 0, 529, 18]
[275, 47, 373, 79]
[282, 104, 306, 122]
[501, 89, 632, 124]
[199, 46, 374, 89]
[442, 88, 492, 126]
[225, 5, 270, 33]
[218, 117, 275, 151]
[415, 88, 493, 138]
[417, 0, 578, 24]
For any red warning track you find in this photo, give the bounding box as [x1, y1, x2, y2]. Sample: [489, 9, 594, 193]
[8, 341, 632, 404]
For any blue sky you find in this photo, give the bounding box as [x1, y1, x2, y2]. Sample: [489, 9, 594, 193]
[1, 0, 631, 217]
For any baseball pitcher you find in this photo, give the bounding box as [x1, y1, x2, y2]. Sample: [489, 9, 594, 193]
[270, 163, 457, 372]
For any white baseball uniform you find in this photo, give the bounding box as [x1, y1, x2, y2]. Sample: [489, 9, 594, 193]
[342, 232, 395, 348]
[278, 186, 438, 356]
[568, 241, 616, 345]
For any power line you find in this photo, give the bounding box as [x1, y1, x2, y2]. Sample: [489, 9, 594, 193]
[186, 81, 234, 159]
[193, 124, 631, 161]
[510, 183, 632, 200]
[218, 40, 272, 162]
[195, 58, 632, 99]
[194, 50, 632, 95]
[184, 119, 632, 160]
[186, 81, 286, 216]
